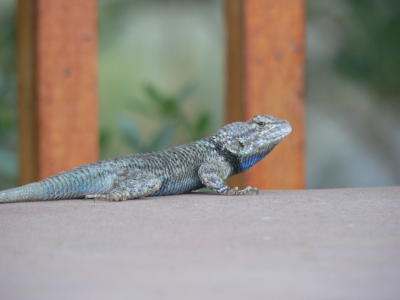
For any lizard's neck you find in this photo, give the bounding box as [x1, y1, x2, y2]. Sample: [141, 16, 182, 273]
[238, 152, 269, 172]
[206, 137, 273, 175]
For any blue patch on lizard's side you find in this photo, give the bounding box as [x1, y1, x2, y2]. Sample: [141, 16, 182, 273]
[240, 153, 268, 171]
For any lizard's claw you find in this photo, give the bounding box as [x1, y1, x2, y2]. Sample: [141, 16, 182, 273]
[85, 191, 129, 201]
[227, 186, 259, 196]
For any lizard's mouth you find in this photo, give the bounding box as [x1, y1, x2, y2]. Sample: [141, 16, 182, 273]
[266, 120, 292, 142]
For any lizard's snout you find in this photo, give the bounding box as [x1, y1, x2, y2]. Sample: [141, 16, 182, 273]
[268, 119, 292, 140]
[280, 120, 292, 134]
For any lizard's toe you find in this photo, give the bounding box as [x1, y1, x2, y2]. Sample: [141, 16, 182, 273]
[239, 186, 259, 195]
[226, 187, 239, 196]
[109, 190, 130, 201]
[227, 186, 258, 196]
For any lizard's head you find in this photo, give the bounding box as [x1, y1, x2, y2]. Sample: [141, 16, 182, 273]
[213, 115, 292, 171]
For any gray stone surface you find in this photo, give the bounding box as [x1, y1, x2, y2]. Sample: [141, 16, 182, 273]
[0, 186, 399, 300]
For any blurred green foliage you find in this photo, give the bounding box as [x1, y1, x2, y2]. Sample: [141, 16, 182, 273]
[0, 1, 17, 189]
[334, 0, 400, 103]
[116, 83, 211, 153]
[98, 0, 221, 158]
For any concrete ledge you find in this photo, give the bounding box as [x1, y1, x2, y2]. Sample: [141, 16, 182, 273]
[0, 187, 399, 300]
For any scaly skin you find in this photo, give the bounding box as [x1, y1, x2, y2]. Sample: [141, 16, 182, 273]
[0, 115, 292, 203]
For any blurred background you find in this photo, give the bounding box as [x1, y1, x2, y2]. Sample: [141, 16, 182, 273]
[0, 0, 399, 189]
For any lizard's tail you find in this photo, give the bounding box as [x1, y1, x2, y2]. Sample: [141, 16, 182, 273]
[0, 165, 109, 203]
[0, 182, 46, 203]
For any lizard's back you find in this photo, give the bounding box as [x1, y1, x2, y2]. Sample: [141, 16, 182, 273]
[114, 140, 214, 196]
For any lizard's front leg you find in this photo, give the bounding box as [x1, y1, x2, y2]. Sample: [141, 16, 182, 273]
[198, 161, 258, 195]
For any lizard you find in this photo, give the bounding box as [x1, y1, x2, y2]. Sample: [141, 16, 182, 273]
[0, 115, 292, 203]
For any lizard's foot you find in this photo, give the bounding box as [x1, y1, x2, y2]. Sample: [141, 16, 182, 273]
[85, 190, 130, 201]
[85, 194, 105, 200]
[226, 186, 259, 196]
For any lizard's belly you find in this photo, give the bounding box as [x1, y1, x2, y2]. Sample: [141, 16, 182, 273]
[152, 176, 203, 196]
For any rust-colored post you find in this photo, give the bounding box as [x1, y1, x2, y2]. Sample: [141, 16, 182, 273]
[225, 0, 305, 189]
[17, 0, 98, 183]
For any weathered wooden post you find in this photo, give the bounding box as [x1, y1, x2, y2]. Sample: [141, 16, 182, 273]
[225, 0, 305, 189]
[17, 0, 99, 183]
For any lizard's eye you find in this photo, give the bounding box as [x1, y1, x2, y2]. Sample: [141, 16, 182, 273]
[256, 121, 266, 126]
[238, 140, 245, 148]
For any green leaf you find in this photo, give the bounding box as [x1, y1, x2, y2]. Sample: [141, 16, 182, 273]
[143, 83, 165, 105]
[160, 98, 179, 116]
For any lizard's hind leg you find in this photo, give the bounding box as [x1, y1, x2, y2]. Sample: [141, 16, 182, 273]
[85, 176, 162, 201]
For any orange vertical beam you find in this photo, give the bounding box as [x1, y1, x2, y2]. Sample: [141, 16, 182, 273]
[17, 0, 38, 184]
[17, 0, 98, 183]
[225, 0, 305, 189]
[225, 0, 245, 188]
